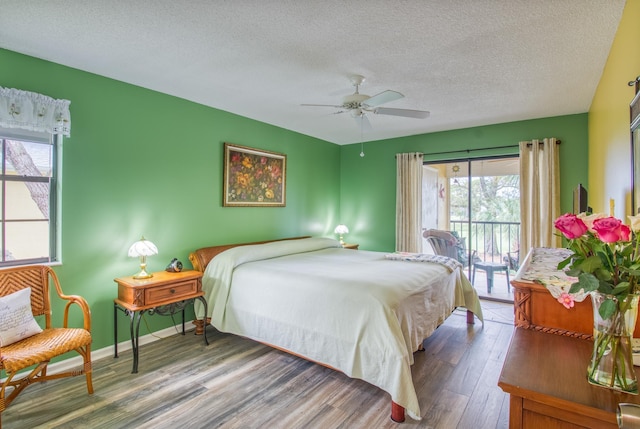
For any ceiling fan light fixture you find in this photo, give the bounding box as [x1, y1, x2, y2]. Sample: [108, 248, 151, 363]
[343, 93, 369, 108]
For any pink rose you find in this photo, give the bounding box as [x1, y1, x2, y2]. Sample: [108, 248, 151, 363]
[554, 213, 588, 239]
[557, 292, 575, 309]
[621, 224, 631, 241]
[592, 217, 631, 243]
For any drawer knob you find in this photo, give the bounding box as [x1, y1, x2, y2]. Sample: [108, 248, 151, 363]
[170, 288, 176, 294]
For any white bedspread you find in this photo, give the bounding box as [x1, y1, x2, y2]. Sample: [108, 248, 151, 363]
[195, 237, 483, 420]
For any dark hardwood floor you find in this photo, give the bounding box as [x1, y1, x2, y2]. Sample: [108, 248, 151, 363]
[3, 304, 514, 429]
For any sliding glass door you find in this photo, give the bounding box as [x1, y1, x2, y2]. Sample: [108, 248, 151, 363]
[422, 156, 520, 301]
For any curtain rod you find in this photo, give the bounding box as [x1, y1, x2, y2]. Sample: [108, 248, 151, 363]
[527, 139, 562, 147]
[394, 153, 424, 158]
[419, 140, 561, 157]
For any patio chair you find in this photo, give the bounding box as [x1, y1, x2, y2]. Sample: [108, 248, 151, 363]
[423, 229, 475, 267]
[0, 265, 93, 424]
[503, 249, 520, 271]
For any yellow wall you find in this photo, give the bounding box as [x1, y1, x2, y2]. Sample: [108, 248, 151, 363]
[589, 0, 640, 217]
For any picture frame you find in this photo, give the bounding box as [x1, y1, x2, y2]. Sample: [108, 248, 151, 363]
[223, 143, 286, 207]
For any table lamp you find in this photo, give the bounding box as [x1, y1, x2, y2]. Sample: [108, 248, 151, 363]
[128, 236, 158, 279]
[334, 224, 349, 245]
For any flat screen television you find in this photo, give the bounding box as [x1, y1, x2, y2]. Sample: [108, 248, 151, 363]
[573, 184, 588, 214]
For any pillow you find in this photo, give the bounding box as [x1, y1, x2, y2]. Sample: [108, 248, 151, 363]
[0, 287, 43, 347]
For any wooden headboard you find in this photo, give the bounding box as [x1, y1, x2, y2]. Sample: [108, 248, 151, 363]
[188, 236, 311, 272]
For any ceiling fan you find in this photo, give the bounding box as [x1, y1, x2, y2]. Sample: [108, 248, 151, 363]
[301, 75, 430, 128]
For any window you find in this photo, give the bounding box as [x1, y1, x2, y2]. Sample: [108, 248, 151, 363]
[0, 128, 59, 267]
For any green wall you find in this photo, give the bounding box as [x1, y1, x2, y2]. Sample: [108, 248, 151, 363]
[0, 48, 341, 351]
[339, 114, 588, 251]
[1, 47, 590, 356]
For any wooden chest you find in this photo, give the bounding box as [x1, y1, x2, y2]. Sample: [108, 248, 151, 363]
[511, 247, 640, 339]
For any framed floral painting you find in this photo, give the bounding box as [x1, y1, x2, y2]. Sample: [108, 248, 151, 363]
[223, 143, 286, 207]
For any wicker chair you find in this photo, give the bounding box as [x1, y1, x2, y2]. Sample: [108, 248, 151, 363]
[0, 265, 93, 422]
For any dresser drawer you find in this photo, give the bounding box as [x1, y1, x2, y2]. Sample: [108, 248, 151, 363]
[145, 279, 198, 306]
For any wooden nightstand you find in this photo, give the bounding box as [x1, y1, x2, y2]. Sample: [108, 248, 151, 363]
[113, 270, 208, 373]
[342, 243, 359, 250]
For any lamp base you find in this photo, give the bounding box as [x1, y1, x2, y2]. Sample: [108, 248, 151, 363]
[133, 272, 153, 279]
[133, 263, 153, 279]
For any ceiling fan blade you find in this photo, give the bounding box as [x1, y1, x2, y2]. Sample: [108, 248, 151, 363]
[301, 103, 344, 108]
[362, 90, 404, 107]
[373, 107, 430, 119]
[354, 114, 372, 132]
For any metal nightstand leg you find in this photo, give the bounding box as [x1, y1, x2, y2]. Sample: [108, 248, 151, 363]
[114, 296, 209, 373]
[196, 296, 210, 345]
[114, 302, 118, 358]
[131, 310, 145, 373]
[114, 303, 145, 373]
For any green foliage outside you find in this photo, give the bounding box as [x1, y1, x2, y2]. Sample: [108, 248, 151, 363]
[450, 175, 520, 258]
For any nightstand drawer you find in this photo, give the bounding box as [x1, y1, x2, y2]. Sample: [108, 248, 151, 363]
[145, 280, 198, 305]
[115, 270, 203, 310]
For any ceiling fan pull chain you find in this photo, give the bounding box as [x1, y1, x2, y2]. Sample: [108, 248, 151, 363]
[360, 115, 365, 157]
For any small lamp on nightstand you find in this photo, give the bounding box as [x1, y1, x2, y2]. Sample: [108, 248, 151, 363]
[334, 224, 349, 245]
[128, 236, 158, 279]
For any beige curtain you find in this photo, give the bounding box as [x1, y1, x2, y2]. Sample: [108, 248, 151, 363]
[519, 138, 561, 253]
[395, 152, 424, 252]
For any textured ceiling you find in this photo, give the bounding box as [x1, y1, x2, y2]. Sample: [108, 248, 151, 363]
[0, 1, 626, 145]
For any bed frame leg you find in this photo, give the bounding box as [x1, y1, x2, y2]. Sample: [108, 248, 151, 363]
[391, 401, 405, 422]
[466, 310, 474, 325]
[192, 318, 211, 335]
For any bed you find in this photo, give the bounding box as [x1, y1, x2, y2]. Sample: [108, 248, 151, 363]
[189, 236, 483, 422]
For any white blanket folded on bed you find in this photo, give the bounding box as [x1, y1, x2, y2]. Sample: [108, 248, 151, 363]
[384, 252, 463, 271]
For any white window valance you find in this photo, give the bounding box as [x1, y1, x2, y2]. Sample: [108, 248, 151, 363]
[0, 87, 71, 136]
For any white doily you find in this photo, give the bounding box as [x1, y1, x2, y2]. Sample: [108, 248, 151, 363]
[520, 247, 589, 302]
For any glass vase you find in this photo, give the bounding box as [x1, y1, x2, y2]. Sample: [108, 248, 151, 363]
[587, 291, 639, 394]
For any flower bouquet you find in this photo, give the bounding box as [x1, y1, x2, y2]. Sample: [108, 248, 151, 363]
[554, 212, 640, 393]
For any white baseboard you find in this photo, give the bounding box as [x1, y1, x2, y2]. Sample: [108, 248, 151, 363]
[44, 321, 197, 375]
